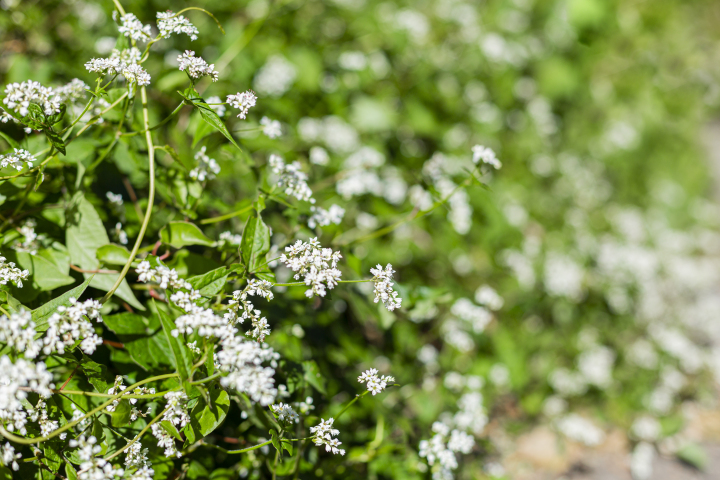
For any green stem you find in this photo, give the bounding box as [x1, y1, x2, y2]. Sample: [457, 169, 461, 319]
[199, 204, 254, 224]
[102, 405, 171, 463]
[121, 101, 185, 137]
[189, 372, 221, 385]
[335, 391, 369, 421]
[225, 439, 272, 454]
[101, 85, 156, 304]
[61, 96, 96, 134]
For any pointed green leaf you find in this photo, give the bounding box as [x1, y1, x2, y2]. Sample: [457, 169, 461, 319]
[110, 399, 132, 427]
[178, 87, 240, 150]
[80, 353, 111, 393]
[96, 244, 131, 265]
[32, 275, 93, 332]
[270, 430, 282, 458]
[183, 387, 230, 444]
[154, 301, 191, 389]
[44, 127, 66, 155]
[103, 313, 174, 371]
[13, 251, 74, 291]
[240, 214, 270, 270]
[160, 221, 215, 248]
[160, 420, 183, 441]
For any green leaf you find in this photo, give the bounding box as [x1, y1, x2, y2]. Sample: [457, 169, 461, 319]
[65, 192, 144, 310]
[44, 127, 66, 155]
[110, 399, 132, 427]
[303, 360, 326, 395]
[160, 221, 215, 248]
[270, 430, 282, 458]
[96, 244, 131, 265]
[154, 301, 191, 390]
[161, 420, 183, 441]
[103, 313, 174, 371]
[240, 214, 270, 270]
[281, 439, 293, 456]
[178, 87, 241, 150]
[187, 267, 228, 296]
[183, 387, 230, 444]
[65, 463, 78, 480]
[32, 275, 93, 332]
[13, 251, 74, 291]
[80, 353, 111, 393]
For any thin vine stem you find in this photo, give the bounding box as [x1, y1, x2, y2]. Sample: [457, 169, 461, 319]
[101, 85, 156, 304]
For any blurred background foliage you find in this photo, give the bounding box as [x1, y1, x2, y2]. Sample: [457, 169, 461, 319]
[2, 0, 720, 478]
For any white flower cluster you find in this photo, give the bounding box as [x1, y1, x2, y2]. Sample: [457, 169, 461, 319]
[260, 116, 282, 138]
[0, 356, 54, 435]
[27, 399, 60, 437]
[136, 261, 191, 290]
[307, 204, 345, 229]
[0, 310, 42, 358]
[13, 218, 41, 255]
[253, 55, 297, 97]
[474, 285, 504, 311]
[206, 96, 226, 117]
[112, 222, 128, 246]
[85, 48, 150, 87]
[419, 422, 475, 480]
[0, 256, 29, 288]
[217, 335, 279, 405]
[156, 11, 199, 40]
[225, 280, 274, 341]
[0, 443, 21, 471]
[270, 402, 299, 424]
[471, 145, 501, 169]
[370, 264, 402, 311]
[173, 308, 233, 339]
[43, 297, 103, 355]
[310, 418, 345, 455]
[54, 78, 88, 103]
[357, 368, 395, 395]
[177, 51, 219, 82]
[116, 12, 152, 42]
[189, 146, 220, 181]
[70, 435, 123, 479]
[268, 154, 315, 203]
[149, 392, 190, 458]
[2, 80, 61, 118]
[150, 423, 178, 458]
[555, 413, 605, 446]
[124, 442, 154, 480]
[226, 91, 257, 119]
[280, 238, 342, 298]
[0, 148, 35, 172]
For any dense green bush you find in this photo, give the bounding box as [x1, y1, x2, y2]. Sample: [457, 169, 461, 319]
[0, 0, 719, 479]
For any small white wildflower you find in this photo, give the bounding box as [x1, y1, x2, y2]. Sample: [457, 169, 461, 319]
[0, 442, 21, 471]
[308, 204, 345, 229]
[156, 11, 199, 40]
[216, 334, 279, 405]
[260, 116, 282, 138]
[280, 237, 342, 297]
[358, 368, 395, 395]
[0, 256, 29, 288]
[227, 90, 257, 119]
[218, 231, 242, 247]
[71, 434, 125, 479]
[310, 418, 345, 455]
[268, 154, 315, 203]
[42, 297, 103, 355]
[309, 146, 330, 165]
[0, 149, 35, 172]
[135, 261, 191, 290]
[253, 55, 297, 97]
[2, 80, 61, 118]
[370, 264, 402, 311]
[117, 13, 152, 42]
[151, 423, 180, 458]
[122, 63, 151, 87]
[162, 391, 190, 428]
[187, 341, 201, 354]
[474, 285, 504, 311]
[270, 403, 299, 424]
[173, 308, 233, 339]
[471, 145, 501, 169]
[13, 219, 41, 255]
[178, 51, 219, 81]
[189, 146, 221, 181]
[113, 222, 129, 245]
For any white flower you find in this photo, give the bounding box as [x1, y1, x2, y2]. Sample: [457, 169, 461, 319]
[187, 341, 201, 354]
[270, 403, 299, 423]
[189, 146, 221, 181]
[246, 279, 274, 300]
[135, 261, 192, 290]
[106, 191, 124, 207]
[268, 154, 315, 203]
[308, 204, 345, 229]
[2, 80, 61, 118]
[471, 145, 501, 169]
[556, 414, 605, 446]
[280, 237, 342, 298]
[226, 91, 257, 119]
[206, 96, 226, 117]
[447, 430, 474, 454]
[370, 264, 402, 311]
[86, 48, 149, 87]
[42, 297, 103, 355]
[357, 368, 395, 395]
[0, 149, 35, 171]
[473, 285, 504, 311]
[631, 416, 661, 442]
[217, 334, 279, 405]
[0, 256, 29, 288]
[178, 51, 219, 81]
[253, 55, 297, 97]
[0, 310, 42, 358]
[309, 146, 330, 165]
[13, 218, 41, 255]
[157, 11, 199, 40]
[310, 418, 345, 455]
[54, 78, 88, 103]
[113, 222, 128, 245]
[162, 391, 190, 428]
[0, 356, 54, 436]
[218, 231, 242, 247]
[225, 281, 274, 341]
[0, 443, 21, 471]
[122, 64, 151, 87]
[260, 116, 282, 138]
[151, 423, 180, 458]
[173, 307, 233, 339]
[125, 442, 152, 471]
[70, 435, 125, 479]
[630, 442, 655, 480]
[116, 13, 152, 42]
[450, 298, 491, 333]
